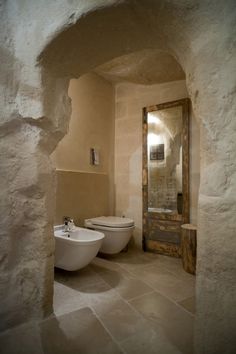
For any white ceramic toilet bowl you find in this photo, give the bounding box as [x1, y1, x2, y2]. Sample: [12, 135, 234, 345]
[84, 216, 134, 254]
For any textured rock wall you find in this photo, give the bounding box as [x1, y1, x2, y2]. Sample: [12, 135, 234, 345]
[1, 0, 236, 352]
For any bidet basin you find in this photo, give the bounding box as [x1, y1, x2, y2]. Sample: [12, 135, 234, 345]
[54, 225, 104, 271]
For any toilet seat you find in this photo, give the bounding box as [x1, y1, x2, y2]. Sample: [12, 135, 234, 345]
[84, 216, 135, 254]
[85, 216, 134, 229]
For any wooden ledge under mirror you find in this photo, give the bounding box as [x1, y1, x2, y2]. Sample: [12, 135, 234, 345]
[142, 98, 190, 257]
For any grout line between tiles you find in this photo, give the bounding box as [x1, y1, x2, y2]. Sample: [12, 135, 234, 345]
[90, 309, 127, 354]
[97, 255, 196, 318]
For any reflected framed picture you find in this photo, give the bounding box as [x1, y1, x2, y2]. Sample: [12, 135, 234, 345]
[150, 144, 164, 160]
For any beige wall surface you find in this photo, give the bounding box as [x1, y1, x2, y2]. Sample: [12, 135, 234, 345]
[52, 73, 114, 174]
[114, 80, 200, 247]
[52, 73, 115, 224]
[55, 170, 110, 226]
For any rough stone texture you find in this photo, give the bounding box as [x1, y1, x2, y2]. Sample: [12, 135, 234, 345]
[94, 49, 185, 84]
[0, 1, 236, 353]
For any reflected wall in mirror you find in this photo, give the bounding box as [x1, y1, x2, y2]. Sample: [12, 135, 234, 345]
[147, 106, 183, 215]
[143, 98, 189, 257]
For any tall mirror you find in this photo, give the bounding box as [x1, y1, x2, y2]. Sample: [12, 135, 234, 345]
[143, 99, 189, 257]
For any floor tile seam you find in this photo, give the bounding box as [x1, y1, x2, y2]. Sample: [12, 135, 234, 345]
[92, 267, 137, 280]
[127, 279, 196, 319]
[91, 257, 195, 316]
[92, 268, 156, 303]
[90, 308, 127, 354]
[153, 290, 196, 318]
[125, 265, 183, 280]
[86, 276, 153, 326]
[125, 290, 156, 302]
[55, 305, 126, 354]
[119, 264, 196, 308]
[116, 261, 186, 279]
[54, 303, 89, 318]
[113, 256, 195, 282]
[94, 260, 195, 315]
[109, 286, 157, 323]
[90, 299, 156, 350]
[92, 272, 149, 305]
[158, 268, 196, 282]
[116, 261, 164, 272]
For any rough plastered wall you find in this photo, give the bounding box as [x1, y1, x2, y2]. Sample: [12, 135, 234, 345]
[1, 1, 236, 352]
[114, 80, 200, 248]
[51, 73, 115, 226]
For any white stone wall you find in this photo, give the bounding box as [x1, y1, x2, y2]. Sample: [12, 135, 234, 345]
[1, 1, 236, 352]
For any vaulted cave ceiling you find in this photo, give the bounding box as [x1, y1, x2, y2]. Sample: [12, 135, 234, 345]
[94, 49, 185, 85]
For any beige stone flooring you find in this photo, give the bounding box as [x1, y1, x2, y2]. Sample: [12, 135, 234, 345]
[0, 249, 195, 354]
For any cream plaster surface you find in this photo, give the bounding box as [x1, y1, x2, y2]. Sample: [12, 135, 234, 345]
[114, 80, 200, 247]
[52, 73, 114, 174]
[1, 1, 236, 352]
[54, 170, 110, 226]
[52, 73, 115, 224]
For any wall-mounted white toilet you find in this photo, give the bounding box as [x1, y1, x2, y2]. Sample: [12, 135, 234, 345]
[84, 216, 134, 254]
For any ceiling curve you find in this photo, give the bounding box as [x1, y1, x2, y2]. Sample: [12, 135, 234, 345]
[94, 49, 185, 85]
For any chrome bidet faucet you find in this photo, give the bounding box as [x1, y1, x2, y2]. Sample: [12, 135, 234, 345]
[63, 216, 74, 232]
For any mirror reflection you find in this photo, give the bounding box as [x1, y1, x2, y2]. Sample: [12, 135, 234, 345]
[147, 105, 183, 214]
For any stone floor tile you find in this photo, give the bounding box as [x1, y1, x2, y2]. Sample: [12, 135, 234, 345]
[1, 249, 195, 354]
[151, 274, 195, 302]
[78, 281, 121, 314]
[129, 291, 194, 354]
[127, 263, 172, 281]
[120, 325, 182, 354]
[53, 281, 87, 316]
[40, 307, 122, 354]
[54, 265, 103, 290]
[91, 256, 123, 272]
[97, 299, 147, 342]
[91, 262, 134, 280]
[129, 264, 195, 302]
[178, 296, 196, 315]
[0, 322, 43, 354]
[104, 249, 158, 272]
[98, 269, 154, 300]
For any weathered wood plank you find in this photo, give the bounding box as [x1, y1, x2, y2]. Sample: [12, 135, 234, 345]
[146, 240, 181, 258]
[181, 224, 197, 274]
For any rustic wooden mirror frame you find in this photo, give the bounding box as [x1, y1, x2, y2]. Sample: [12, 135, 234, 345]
[142, 98, 190, 257]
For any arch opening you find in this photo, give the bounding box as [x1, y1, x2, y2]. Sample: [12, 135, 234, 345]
[2, 1, 236, 353]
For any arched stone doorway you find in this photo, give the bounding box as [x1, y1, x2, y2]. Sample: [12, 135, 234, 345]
[1, 1, 235, 352]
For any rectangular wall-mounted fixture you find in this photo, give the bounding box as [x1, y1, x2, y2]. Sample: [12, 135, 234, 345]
[150, 144, 165, 160]
[90, 148, 100, 165]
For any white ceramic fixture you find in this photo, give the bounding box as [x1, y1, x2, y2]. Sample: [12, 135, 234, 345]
[54, 225, 104, 271]
[84, 216, 134, 254]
